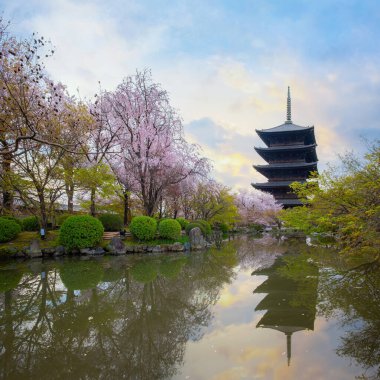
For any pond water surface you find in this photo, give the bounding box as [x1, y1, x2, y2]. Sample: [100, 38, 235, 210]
[0, 235, 379, 380]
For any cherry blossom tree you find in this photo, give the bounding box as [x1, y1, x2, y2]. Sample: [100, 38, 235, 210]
[107, 70, 209, 217]
[235, 188, 282, 226]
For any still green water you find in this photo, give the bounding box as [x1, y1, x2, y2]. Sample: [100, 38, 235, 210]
[0, 236, 379, 380]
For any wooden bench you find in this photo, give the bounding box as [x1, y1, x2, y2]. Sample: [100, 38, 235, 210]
[102, 231, 132, 240]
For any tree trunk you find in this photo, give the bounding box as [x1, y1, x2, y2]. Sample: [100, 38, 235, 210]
[123, 191, 129, 226]
[90, 187, 96, 216]
[2, 152, 13, 214]
[39, 195, 48, 230]
[66, 183, 74, 213]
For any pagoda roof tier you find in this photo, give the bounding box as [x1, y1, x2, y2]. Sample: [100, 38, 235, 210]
[257, 122, 312, 133]
[253, 161, 318, 170]
[254, 144, 317, 153]
[252, 180, 306, 188]
[255, 144, 318, 163]
[281, 199, 303, 206]
[256, 125, 316, 147]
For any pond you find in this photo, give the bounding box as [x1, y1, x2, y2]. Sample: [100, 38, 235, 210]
[0, 235, 379, 379]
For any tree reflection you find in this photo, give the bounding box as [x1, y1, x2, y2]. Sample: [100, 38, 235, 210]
[0, 246, 237, 379]
[316, 258, 380, 380]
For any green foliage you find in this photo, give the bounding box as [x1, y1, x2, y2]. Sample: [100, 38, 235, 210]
[56, 213, 73, 227]
[196, 220, 212, 235]
[98, 213, 123, 231]
[191, 182, 239, 226]
[158, 219, 181, 240]
[248, 223, 264, 233]
[60, 260, 103, 290]
[130, 260, 158, 283]
[1, 216, 23, 229]
[0, 218, 22, 242]
[0, 269, 22, 292]
[59, 215, 104, 250]
[176, 217, 189, 230]
[21, 216, 40, 231]
[213, 221, 229, 233]
[280, 141, 380, 257]
[185, 222, 206, 236]
[129, 216, 157, 241]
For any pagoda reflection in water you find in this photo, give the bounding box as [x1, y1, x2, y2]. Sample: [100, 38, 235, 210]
[252, 255, 319, 366]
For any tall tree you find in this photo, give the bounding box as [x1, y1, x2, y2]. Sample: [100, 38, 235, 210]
[107, 70, 209, 216]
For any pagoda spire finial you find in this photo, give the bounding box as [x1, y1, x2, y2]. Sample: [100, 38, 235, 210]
[286, 86, 292, 124]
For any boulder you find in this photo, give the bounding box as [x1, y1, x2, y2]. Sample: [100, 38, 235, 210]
[79, 247, 105, 256]
[26, 239, 43, 258]
[125, 245, 135, 253]
[189, 227, 207, 250]
[171, 242, 184, 252]
[152, 245, 162, 253]
[42, 247, 56, 256]
[107, 236, 126, 255]
[53, 246, 65, 257]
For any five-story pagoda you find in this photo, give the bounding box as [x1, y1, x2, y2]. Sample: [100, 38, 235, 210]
[252, 88, 318, 207]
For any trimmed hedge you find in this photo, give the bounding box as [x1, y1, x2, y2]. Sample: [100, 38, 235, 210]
[0, 217, 22, 243]
[196, 220, 212, 236]
[130, 216, 157, 241]
[176, 217, 189, 230]
[185, 222, 206, 236]
[59, 215, 104, 251]
[22, 216, 40, 231]
[98, 213, 123, 231]
[158, 219, 181, 240]
[1, 216, 23, 229]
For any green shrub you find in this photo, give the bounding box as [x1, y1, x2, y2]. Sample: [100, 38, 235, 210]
[213, 222, 229, 233]
[131, 260, 158, 283]
[22, 216, 40, 231]
[0, 217, 22, 242]
[196, 220, 212, 235]
[130, 216, 157, 241]
[59, 215, 104, 250]
[60, 261, 103, 290]
[176, 217, 189, 230]
[249, 223, 264, 233]
[1, 216, 23, 229]
[185, 222, 206, 236]
[98, 213, 123, 231]
[56, 213, 73, 227]
[158, 219, 181, 240]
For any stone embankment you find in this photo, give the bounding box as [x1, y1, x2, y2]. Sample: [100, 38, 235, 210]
[1, 227, 213, 259]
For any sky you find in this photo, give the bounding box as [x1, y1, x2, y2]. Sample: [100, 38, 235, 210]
[2, 0, 380, 190]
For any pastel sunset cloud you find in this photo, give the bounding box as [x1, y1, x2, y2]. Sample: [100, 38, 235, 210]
[2, 0, 379, 190]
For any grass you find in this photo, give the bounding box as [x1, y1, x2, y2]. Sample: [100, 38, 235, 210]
[0, 231, 60, 249]
[124, 235, 189, 246]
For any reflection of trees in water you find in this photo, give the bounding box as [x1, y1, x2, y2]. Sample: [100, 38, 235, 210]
[316, 259, 380, 380]
[0, 247, 237, 380]
[274, 246, 380, 379]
